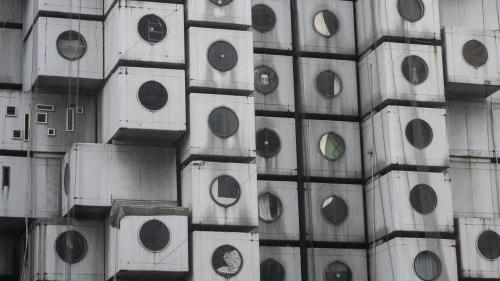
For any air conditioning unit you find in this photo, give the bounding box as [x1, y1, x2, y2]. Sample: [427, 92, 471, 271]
[0, 28, 22, 85]
[358, 42, 445, 116]
[187, 0, 251, 27]
[24, 219, 105, 281]
[299, 57, 358, 116]
[443, 27, 500, 97]
[457, 217, 500, 279]
[253, 54, 294, 113]
[190, 231, 259, 281]
[296, 0, 355, 55]
[62, 143, 177, 218]
[181, 161, 258, 230]
[304, 182, 365, 243]
[258, 180, 299, 241]
[180, 93, 255, 163]
[0, 232, 21, 279]
[365, 170, 454, 243]
[188, 27, 254, 93]
[260, 246, 301, 281]
[22, 17, 103, 93]
[356, 0, 441, 54]
[105, 201, 189, 280]
[439, 0, 500, 29]
[251, 0, 292, 50]
[0, 0, 23, 24]
[255, 116, 296, 176]
[99, 66, 186, 145]
[104, 1, 184, 77]
[362, 106, 449, 177]
[369, 238, 458, 281]
[302, 119, 362, 179]
[307, 248, 368, 281]
[448, 157, 500, 218]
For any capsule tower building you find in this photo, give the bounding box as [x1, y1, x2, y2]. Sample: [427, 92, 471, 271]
[1, 0, 500, 281]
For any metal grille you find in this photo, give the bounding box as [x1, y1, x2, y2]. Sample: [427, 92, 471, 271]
[401, 55, 428, 85]
[413, 251, 441, 281]
[410, 184, 437, 214]
[212, 245, 243, 278]
[313, 10, 340, 38]
[252, 4, 277, 33]
[254, 65, 279, 95]
[321, 195, 349, 225]
[477, 230, 500, 260]
[256, 128, 282, 158]
[405, 119, 433, 149]
[315, 70, 342, 98]
[319, 132, 346, 161]
[138, 81, 168, 111]
[208, 107, 239, 138]
[397, 0, 425, 22]
[258, 193, 283, 223]
[55, 231, 87, 264]
[139, 219, 170, 252]
[462, 40, 489, 68]
[56, 30, 87, 61]
[207, 41, 238, 72]
[137, 14, 167, 44]
[324, 261, 352, 281]
[261, 259, 285, 281]
[210, 175, 241, 207]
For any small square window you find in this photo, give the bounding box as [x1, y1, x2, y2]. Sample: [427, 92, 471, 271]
[12, 130, 22, 139]
[66, 108, 75, 132]
[37, 113, 48, 124]
[6, 106, 16, 117]
[76, 106, 84, 114]
[36, 104, 55, 111]
[48, 128, 56, 136]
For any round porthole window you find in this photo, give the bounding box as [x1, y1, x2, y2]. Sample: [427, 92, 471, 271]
[405, 119, 433, 149]
[256, 128, 282, 158]
[212, 245, 243, 278]
[319, 133, 346, 161]
[313, 10, 340, 38]
[324, 261, 352, 281]
[477, 230, 500, 260]
[207, 41, 238, 72]
[55, 231, 87, 264]
[208, 107, 239, 138]
[210, 175, 241, 207]
[410, 184, 438, 214]
[258, 193, 283, 223]
[397, 0, 425, 22]
[261, 259, 285, 281]
[462, 40, 489, 68]
[63, 164, 70, 195]
[139, 219, 170, 252]
[321, 195, 349, 225]
[315, 70, 342, 98]
[209, 0, 233, 6]
[56, 30, 87, 61]
[414, 251, 441, 281]
[138, 81, 168, 111]
[401, 55, 428, 85]
[137, 14, 167, 44]
[252, 4, 276, 33]
[254, 65, 279, 95]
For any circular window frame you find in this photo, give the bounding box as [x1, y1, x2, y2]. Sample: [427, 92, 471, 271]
[323, 260, 352, 281]
[210, 175, 241, 208]
[136, 14, 168, 45]
[312, 10, 341, 39]
[405, 119, 434, 149]
[252, 4, 277, 33]
[318, 132, 346, 162]
[212, 244, 244, 278]
[56, 30, 87, 61]
[476, 230, 500, 261]
[461, 39, 489, 69]
[258, 192, 284, 223]
[320, 194, 349, 226]
[136, 80, 169, 112]
[409, 184, 438, 215]
[54, 230, 88, 264]
[137, 219, 171, 253]
[400, 55, 429, 85]
[413, 251, 442, 281]
[209, 0, 234, 7]
[207, 40, 239, 72]
[256, 128, 282, 159]
[397, 0, 425, 23]
[260, 258, 286, 281]
[314, 69, 343, 99]
[208, 106, 240, 139]
[254, 65, 280, 95]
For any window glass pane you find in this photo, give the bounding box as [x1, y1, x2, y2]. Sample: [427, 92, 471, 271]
[254, 65, 279, 95]
[209, 0, 233, 6]
[315, 70, 342, 98]
[258, 193, 283, 222]
[208, 107, 239, 138]
[138, 81, 168, 111]
[410, 184, 437, 214]
[313, 10, 340, 38]
[414, 251, 441, 281]
[56, 31, 87, 61]
[210, 175, 241, 207]
[401, 55, 428, 85]
[207, 41, 238, 72]
[261, 259, 285, 281]
[405, 119, 433, 149]
[256, 128, 282, 158]
[212, 245, 243, 277]
[252, 4, 276, 33]
[137, 14, 167, 44]
[321, 195, 348, 225]
[324, 261, 352, 281]
[55, 231, 87, 264]
[319, 133, 345, 161]
[139, 219, 170, 252]
[462, 40, 488, 68]
[477, 230, 500, 260]
[398, 0, 425, 22]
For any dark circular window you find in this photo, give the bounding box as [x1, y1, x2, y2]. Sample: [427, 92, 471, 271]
[462, 40, 489, 68]
[208, 107, 239, 138]
[414, 251, 441, 281]
[313, 10, 340, 38]
[209, 0, 233, 6]
[401, 56, 428, 85]
[207, 41, 238, 72]
[315, 70, 342, 98]
[256, 128, 282, 158]
[212, 245, 243, 278]
[477, 230, 500, 260]
[56, 31, 87, 61]
[405, 119, 433, 149]
[261, 259, 285, 281]
[137, 14, 167, 44]
[55, 231, 87, 264]
[254, 65, 279, 95]
[252, 4, 276, 33]
[64, 163, 70, 195]
[321, 195, 349, 225]
[410, 184, 438, 214]
[210, 175, 241, 207]
[319, 133, 346, 161]
[138, 81, 168, 111]
[258, 193, 283, 223]
[139, 219, 170, 252]
[397, 0, 425, 22]
[324, 261, 352, 281]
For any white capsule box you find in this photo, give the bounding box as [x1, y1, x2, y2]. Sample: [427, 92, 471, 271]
[251, 0, 292, 50]
[356, 0, 441, 54]
[190, 231, 260, 281]
[439, 0, 500, 30]
[302, 119, 362, 179]
[188, 27, 254, 93]
[253, 54, 295, 113]
[308, 248, 368, 281]
[62, 143, 177, 217]
[100, 66, 186, 144]
[181, 161, 258, 230]
[258, 181, 299, 241]
[305, 182, 365, 243]
[260, 246, 301, 281]
[369, 238, 458, 281]
[362, 106, 449, 177]
[296, 0, 355, 55]
[358, 42, 445, 116]
[104, 1, 184, 77]
[181, 93, 256, 162]
[365, 171, 454, 243]
[0, 28, 22, 85]
[187, 0, 251, 27]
